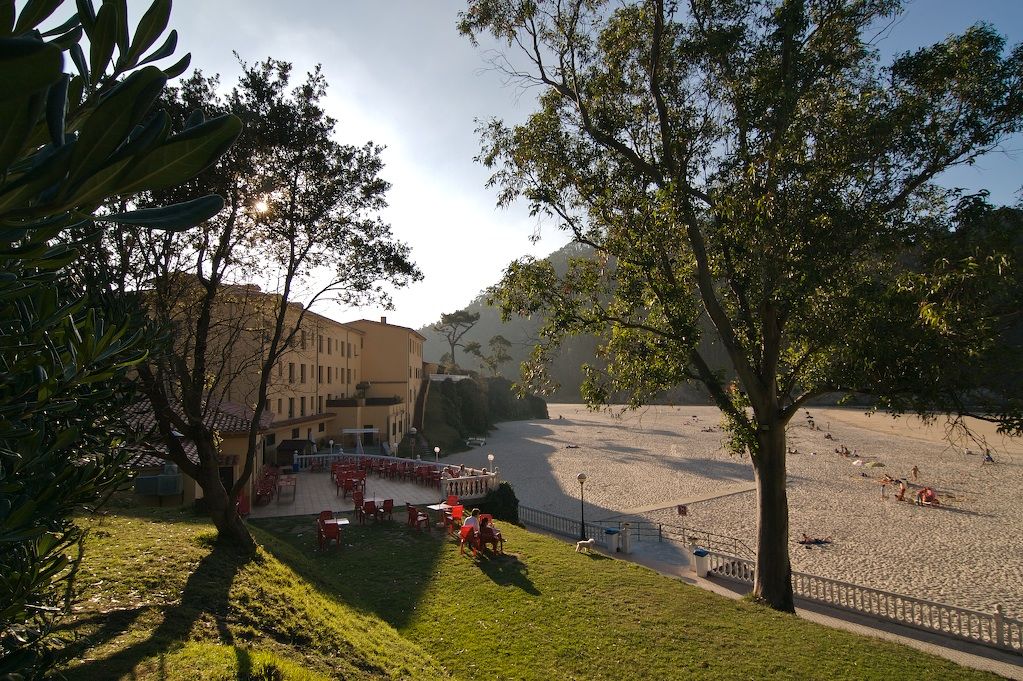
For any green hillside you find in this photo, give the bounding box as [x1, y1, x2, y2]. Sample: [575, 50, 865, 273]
[418, 243, 729, 403]
[60, 507, 1001, 680]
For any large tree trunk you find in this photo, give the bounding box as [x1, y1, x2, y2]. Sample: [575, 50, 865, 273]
[752, 423, 795, 612]
[195, 442, 256, 554]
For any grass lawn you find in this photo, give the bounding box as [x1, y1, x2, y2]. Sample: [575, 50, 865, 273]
[60, 507, 1000, 680]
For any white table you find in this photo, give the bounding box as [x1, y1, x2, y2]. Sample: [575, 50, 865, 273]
[426, 503, 454, 528]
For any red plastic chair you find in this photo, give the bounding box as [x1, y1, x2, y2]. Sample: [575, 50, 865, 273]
[459, 524, 479, 556]
[341, 478, 354, 498]
[380, 499, 394, 521]
[362, 501, 377, 524]
[353, 491, 365, 522]
[445, 505, 464, 535]
[406, 503, 429, 531]
[317, 518, 341, 549]
[479, 515, 504, 554]
[318, 510, 334, 522]
[446, 494, 460, 507]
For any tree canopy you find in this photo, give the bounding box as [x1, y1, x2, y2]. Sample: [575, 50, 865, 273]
[1, 0, 240, 674]
[434, 310, 482, 369]
[82, 58, 422, 550]
[459, 0, 1023, 610]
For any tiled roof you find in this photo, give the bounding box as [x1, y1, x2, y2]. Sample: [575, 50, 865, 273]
[126, 399, 273, 469]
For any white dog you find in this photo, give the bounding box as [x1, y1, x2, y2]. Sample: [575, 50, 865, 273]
[575, 538, 596, 552]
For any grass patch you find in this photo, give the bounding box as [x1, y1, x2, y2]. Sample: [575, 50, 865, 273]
[61, 507, 1001, 680]
[60, 507, 450, 680]
[253, 516, 1001, 681]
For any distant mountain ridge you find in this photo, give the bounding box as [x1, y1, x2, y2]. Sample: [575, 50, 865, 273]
[417, 242, 724, 403]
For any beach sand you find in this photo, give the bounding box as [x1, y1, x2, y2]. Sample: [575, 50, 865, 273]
[457, 404, 1023, 617]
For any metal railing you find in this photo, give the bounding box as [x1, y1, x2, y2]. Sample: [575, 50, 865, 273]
[517, 506, 754, 557]
[515, 505, 1021, 654]
[627, 521, 756, 559]
[517, 506, 611, 547]
[705, 551, 1022, 653]
[293, 452, 345, 471]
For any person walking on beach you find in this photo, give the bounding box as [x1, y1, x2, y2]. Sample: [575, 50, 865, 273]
[895, 479, 907, 502]
[912, 465, 919, 480]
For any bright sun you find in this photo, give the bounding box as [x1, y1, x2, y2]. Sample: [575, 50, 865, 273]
[253, 200, 269, 213]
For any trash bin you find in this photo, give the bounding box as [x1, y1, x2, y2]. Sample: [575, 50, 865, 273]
[691, 547, 711, 577]
[604, 528, 620, 552]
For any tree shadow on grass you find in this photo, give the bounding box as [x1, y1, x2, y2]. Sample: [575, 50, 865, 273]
[475, 553, 541, 595]
[251, 515, 446, 630]
[62, 542, 246, 680]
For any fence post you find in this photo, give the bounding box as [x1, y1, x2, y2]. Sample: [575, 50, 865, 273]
[995, 605, 1004, 647]
[658, 524, 662, 542]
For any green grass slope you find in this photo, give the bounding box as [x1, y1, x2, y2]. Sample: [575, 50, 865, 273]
[61, 508, 1001, 680]
[60, 509, 450, 680]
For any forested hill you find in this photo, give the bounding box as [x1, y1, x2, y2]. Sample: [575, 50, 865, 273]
[417, 242, 727, 403]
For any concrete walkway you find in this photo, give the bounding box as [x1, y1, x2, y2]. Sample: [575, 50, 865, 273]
[609, 482, 757, 517]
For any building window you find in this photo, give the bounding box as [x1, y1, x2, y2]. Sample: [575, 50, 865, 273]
[277, 362, 282, 377]
[318, 335, 323, 353]
[347, 341, 351, 358]
[291, 428, 299, 439]
[301, 330, 306, 349]
[300, 364, 306, 383]
[347, 368, 352, 384]
[318, 422, 325, 432]
[288, 398, 294, 418]
[288, 363, 295, 383]
[265, 433, 276, 445]
[327, 337, 332, 355]
[300, 396, 306, 416]
[277, 398, 282, 415]
[318, 366, 323, 383]
[327, 368, 332, 384]
[409, 366, 412, 378]
[318, 396, 323, 413]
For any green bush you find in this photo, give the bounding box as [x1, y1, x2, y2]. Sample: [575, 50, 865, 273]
[476, 482, 519, 524]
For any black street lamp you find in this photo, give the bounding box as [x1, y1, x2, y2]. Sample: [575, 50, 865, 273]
[577, 472, 587, 540]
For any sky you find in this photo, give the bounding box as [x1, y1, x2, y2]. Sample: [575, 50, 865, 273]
[157, 0, 1023, 330]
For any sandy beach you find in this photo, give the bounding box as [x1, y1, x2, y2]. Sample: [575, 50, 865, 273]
[455, 404, 1023, 617]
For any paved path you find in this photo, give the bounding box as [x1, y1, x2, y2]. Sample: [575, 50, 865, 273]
[607, 482, 757, 517]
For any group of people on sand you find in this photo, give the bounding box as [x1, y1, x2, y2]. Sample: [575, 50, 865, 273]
[878, 466, 942, 505]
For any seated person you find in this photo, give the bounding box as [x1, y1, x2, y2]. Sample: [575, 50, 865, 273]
[916, 487, 940, 505]
[459, 509, 481, 555]
[895, 479, 907, 501]
[479, 516, 504, 554]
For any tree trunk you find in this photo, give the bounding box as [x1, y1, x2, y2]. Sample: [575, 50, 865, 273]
[195, 448, 256, 554]
[752, 423, 795, 612]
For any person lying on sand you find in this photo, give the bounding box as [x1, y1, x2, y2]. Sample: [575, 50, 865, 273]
[798, 533, 832, 545]
[915, 487, 940, 506]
